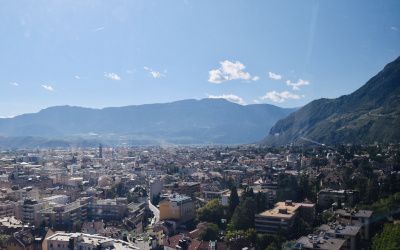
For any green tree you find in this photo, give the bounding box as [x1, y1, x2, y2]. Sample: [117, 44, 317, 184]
[255, 192, 269, 213]
[366, 192, 400, 220]
[225, 229, 257, 250]
[277, 174, 299, 201]
[197, 199, 225, 226]
[293, 217, 312, 238]
[256, 234, 277, 250]
[265, 243, 278, 250]
[298, 174, 315, 202]
[229, 186, 240, 215]
[372, 223, 400, 250]
[241, 187, 254, 201]
[199, 223, 219, 241]
[229, 197, 256, 230]
[0, 234, 10, 248]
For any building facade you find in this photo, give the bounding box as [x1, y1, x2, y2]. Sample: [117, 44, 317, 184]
[255, 200, 315, 234]
[159, 194, 195, 224]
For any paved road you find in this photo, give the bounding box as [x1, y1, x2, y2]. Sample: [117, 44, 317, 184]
[148, 199, 160, 223]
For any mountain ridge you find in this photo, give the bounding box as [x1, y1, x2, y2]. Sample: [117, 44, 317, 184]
[263, 56, 400, 146]
[0, 98, 296, 148]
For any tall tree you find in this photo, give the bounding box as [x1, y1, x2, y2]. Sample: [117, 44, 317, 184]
[229, 197, 256, 230]
[199, 223, 219, 241]
[255, 192, 269, 213]
[242, 187, 254, 201]
[229, 186, 240, 215]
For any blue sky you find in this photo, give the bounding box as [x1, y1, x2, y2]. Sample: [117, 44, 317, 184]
[0, 0, 399, 117]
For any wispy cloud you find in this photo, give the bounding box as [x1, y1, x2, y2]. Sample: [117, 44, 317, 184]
[208, 94, 246, 105]
[208, 60, 257, 84]
[74, 75, 81, 80]
[41, 84, 54, 92]
[144, 67, 165, 79]
[390, 26, 398, 31]
[10, 82, 19, 86]
[104, 72, 121, 81]
[261, 90, 303, 103]
[268, 72, 282, 80]
[286, 79, 310, 90]
[93, 26, 105, 32]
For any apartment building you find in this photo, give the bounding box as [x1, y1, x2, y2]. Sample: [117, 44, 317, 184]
[159, 194, 195, 224]
[293, 233, 346, 250]
[149, 178, 163, 202]
[88, 197, 128, 221]
[40, 197, 90, 230]
[43, 232, 139, 250]
[255, 200, 315, 234]
[317, 222, 361, 250]
[20, 199, 44, 226]
[164, 182, 201, 197]
[317, 189, 359, 209]
[0, 200, 16, 217]
[334, 209, 373, 240]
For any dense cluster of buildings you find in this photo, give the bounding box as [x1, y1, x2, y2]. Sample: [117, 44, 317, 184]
[0, 143, 395, 250]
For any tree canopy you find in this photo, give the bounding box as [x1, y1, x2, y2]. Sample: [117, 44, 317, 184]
[197, 199, 225, 226]
[372, 223, 400, 250]
[229, 197, 256, 231]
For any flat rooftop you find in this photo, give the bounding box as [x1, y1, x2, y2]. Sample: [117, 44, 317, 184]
[335, 209, 373, 218]
[318, 222, 361, 237]
[47, 233, 139, 250]
[0, 217, 24, 228]
[257, 201, 314, 219]
[295, 234, 345, 250]
[169, 194, 191, 202]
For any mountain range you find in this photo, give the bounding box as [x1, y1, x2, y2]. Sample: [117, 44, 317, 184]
[2, 56, 399, 149]
[263, 56, 400, 146]
[0, 99, 295, 148]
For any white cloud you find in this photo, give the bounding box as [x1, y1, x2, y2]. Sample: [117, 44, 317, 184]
[93, 26, 105, 32]
[268, 72, 282, 80]
[208, 94, 246, 105]
[286, 79, 310, 90]
[261, 90, 303, 103]
[41, 84, 54, 92]
[74, 75, 81, 80]
[144, 66, 165, 79]
[104, 72, 121, 81]
[0, 115, 15, 118]
[10, 82, 19, 86]
[208, 60, 257, 83]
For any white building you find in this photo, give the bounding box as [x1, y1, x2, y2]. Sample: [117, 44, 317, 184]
[43, 232, 139, 250]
